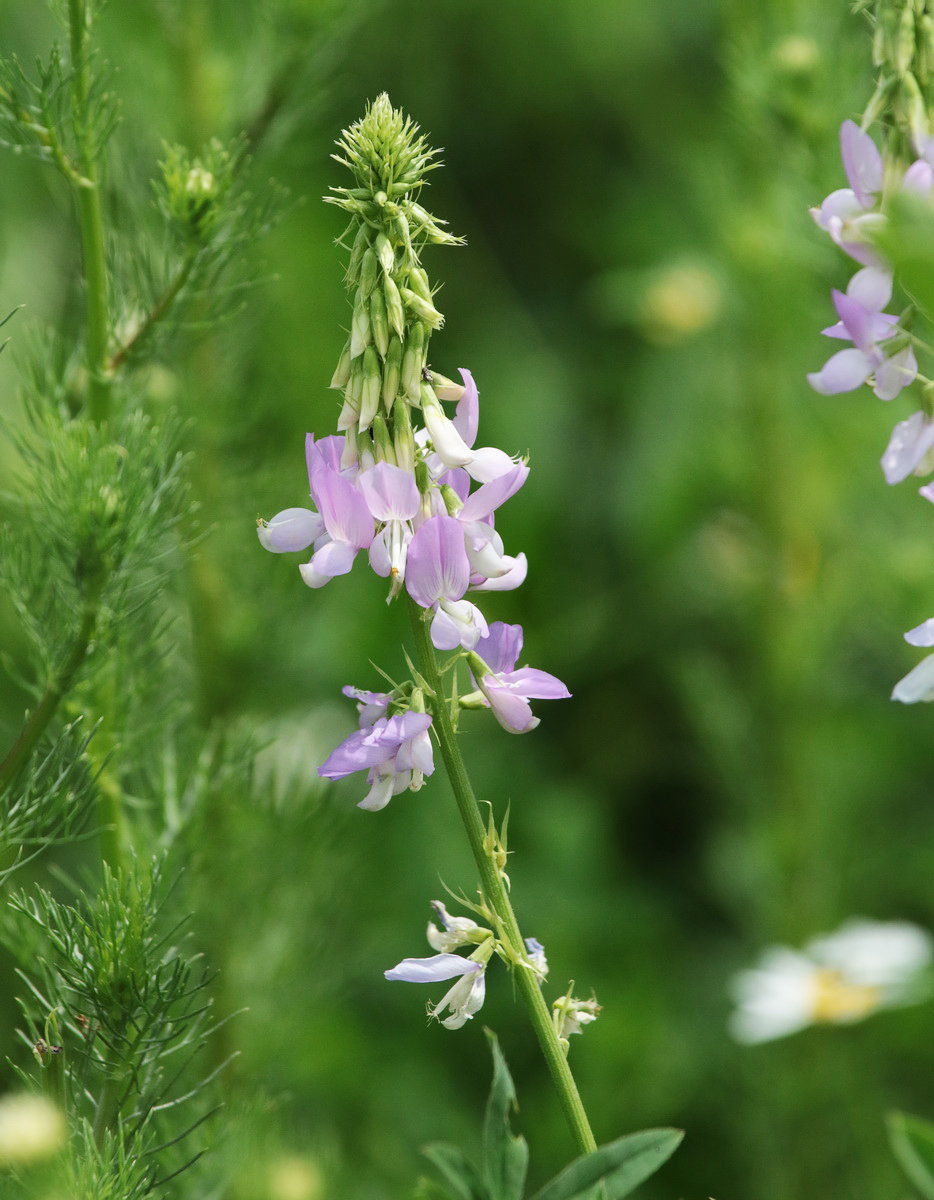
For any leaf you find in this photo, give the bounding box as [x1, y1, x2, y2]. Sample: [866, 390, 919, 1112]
[482, 1029, 529, 1200]
[422, 1142, 489, 1200]
[529, 1128, 684, 1200]
[887, 1111, 934, 1199]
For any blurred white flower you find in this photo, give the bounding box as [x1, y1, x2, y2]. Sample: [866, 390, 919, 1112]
[0, 1092, 67, 1164]
[729, 919, 932, 1044]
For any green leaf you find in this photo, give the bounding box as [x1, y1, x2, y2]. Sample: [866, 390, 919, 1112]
[887, 1111, 934, 1199]
[422, 1142, 489, 1200]
[481, 1030, 529, 1200]
[529, 1128, 684, 1200]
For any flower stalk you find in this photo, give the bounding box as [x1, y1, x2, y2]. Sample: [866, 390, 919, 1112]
[407, 596, 598, 1157]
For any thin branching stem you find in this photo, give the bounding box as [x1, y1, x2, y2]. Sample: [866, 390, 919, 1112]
[108, 248, 199, 371]
[406, 596, 598, 1158]
[68, 0, 111, 425]
[0, 602, 98, 795]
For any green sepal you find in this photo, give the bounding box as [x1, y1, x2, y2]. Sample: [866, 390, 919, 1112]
[528, 1128, 683, 1200]
[887, 1111, 934, 1199]
[481, 1030, 528, 1200]
[422, 1142, 489, 1200]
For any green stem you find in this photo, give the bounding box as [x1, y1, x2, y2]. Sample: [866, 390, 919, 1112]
[68, 0, 111, 425]
[0, 603, 98, 794]
[406, 597, 598, 1157]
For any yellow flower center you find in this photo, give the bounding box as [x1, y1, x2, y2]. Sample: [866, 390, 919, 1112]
[810, 968, 882, 1024]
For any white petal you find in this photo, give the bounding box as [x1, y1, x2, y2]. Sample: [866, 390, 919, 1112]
[892, 653, 934, 703]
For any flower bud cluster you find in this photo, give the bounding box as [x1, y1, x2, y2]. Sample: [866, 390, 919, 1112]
[258, 96, 571, 807]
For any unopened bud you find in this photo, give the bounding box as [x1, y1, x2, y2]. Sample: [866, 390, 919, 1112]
[406, 266, 433, 303]
[345, 222, 369, 285]
[369, 287, 389, 357]
[372, 414, 397, 464]
[330, 338, 352, 389]
[897, 2, 916, 75]
[359, 346, 381, 431]
[414, 458, 432, 496]
[440, 483, 464, 516]
[401, 323, 427, 402]
[359, 246, 378, 299]
[350, 288, 372, 357]
[383, 275, 406, 340]
[393, 395, 415, 472]
[429, 371, 466, 403]
[401, 286, 444, 330]
[375, 231, 395, 275]
[382, 335, 403, 412]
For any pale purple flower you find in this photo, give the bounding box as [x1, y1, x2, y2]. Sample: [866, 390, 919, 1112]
[341, 685, 392, 727]
[318, 711, 434, 810]
[257, 507, 324, 553]
[358, 461, 421, 592]
[881, 411, 934, 485]
[426, 901, 485, 952]
[299, 464, 375, 589]
[385, 951, 488, 1029]
[808, 268, 917, 401]
[525, 936, 548, 978]
[468, 623, 571, 734]
[810, 121, 886, 266]
[405, 514, 489, 650]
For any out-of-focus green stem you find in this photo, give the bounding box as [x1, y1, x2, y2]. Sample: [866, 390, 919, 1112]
[407, 597, 598, 1158]
[68, 0, 111, 425]
[0, 602, 98, 795]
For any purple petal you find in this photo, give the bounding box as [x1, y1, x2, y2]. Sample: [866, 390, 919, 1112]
[807, 347, 873, 394]
[430, 605, 465, 651]
[476, 623, 524, 674]
[812, 188, 863, 231]
[905, 619, 934, 647]
[873, 345, 918, 401]
[920, 482, 934, 504]
[500, 666, 572, 700]
[470, 552, 528, 592]
[453, 369, 479, 447]
[313, 467, 374, 549]
[385, 954, 483, 983]
[832, 290, 874, 352]
[257, 507, 323, 553]
[304, 538, 358, 581]
[847, 266, 893, 312]
[306, 433, 346, 487]
[318, 719, 399, 779]
[405, 515, 471, 607]
[840, 120, 883, 207]
[483, 682, 539, 734]
[903, 160, 934, 194]
[358, 461, 420, 521]
[460, 463, 530, 522]
[892, 653, 934, 703]
[881, 411, 934, 484]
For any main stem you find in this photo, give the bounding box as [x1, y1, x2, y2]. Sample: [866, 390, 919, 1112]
[407, 597, 598, 1157]
[68, 0, 111, 425]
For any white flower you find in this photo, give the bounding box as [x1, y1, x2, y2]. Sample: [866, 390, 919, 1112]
[729, 919, 932, 1044]
[0, 1092, 67, 1165]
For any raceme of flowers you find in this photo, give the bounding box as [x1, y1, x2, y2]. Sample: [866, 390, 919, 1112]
[808, 120, 934, 702]
[257, 96, 570, 809]
[728, 918, 933, 1044]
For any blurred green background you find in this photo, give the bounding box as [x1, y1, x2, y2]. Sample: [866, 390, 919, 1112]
[3, 0, 934, 1196]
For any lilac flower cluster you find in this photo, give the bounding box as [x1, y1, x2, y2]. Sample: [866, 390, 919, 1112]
[809, 121, 934, 701]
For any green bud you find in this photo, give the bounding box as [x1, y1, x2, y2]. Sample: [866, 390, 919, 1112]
[384, 275, 406, 340]
[395, 210, 412, 255]
[402, 323, 427, 403]
[393, 394, 415, 472]
[359, 346, 381, 431]
[440, 483, 464, 516]
[419, 380, 439, 410]
[348, 356, 365, 404]
[346, 222, 369, 286]
[371, 414, 397, 464]
[369, 287, 390, 357]
[330, 337, 352, 389]
[359, 246, 378, 299]
[375, 231, 395, 275]
[897, 2, 916, 75]
[351, 287, 372, 357]
[382, 335, 403, 412]
[429, 370, 466, 403]
[414, 458, 432, 496]
[401, 286, 444, 330]
[406, 266, 433, 303]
